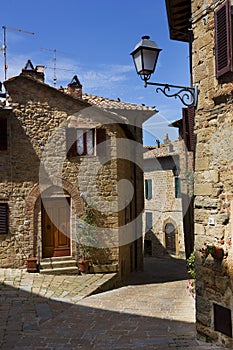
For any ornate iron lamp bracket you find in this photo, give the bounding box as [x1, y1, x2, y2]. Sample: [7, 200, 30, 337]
[145, 81, 198, 107]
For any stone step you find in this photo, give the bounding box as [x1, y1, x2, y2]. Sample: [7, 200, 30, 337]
[41, 256, 74, 263]
[39, 266, 79, 275]
[39, 257, 79, 275]
[40, 259, 77, 270]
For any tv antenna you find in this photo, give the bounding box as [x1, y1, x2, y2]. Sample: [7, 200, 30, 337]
[41, 47, 75, 87]
[2, 26, 35, 80]
[41, 47, 57, 86]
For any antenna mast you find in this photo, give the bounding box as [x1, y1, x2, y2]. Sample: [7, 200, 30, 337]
[2, 26, 35, 80]
[41, 48, 57, 86]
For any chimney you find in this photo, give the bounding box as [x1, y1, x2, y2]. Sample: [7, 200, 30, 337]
[67, 75, 82, 99]
[20, 60, 45, 83]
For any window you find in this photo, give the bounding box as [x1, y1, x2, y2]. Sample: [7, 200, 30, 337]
[0, 118, 7, 151]
[215, 0, 232, 78]
[214, 303, 232, 338]
[175, 177, 181, 198]
[145, 179, 152, 199]
[66, 127, 106, 157]
[0, 203, 8, 234]
[146, 211, 153, 231]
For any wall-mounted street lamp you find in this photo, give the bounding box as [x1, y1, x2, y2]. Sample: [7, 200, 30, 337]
[131, 36, 198, 107]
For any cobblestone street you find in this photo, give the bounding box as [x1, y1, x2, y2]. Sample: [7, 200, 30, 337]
[0, 257, 225, 349]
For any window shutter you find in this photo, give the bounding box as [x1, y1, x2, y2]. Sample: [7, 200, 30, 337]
[182, 108, 189, 150]
[96, 128, 107, 157]
[146, 212, 153, 231]
[0, 203, 8, 234]
[182, 106, 195, 152]
[66, 128, 77, 156]
[215, 0, 232, 78]
[0, 118, 7, 151]
[145, 179, 152, 199]
[175, 177, 181, 198]
[187, 105, 195, 152]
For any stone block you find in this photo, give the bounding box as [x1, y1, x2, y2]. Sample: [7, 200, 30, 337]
[194, 183, 212, 196]
[195, 157, 210, 171]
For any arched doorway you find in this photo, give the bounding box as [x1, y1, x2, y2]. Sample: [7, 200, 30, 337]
[165, 222, 176, 254]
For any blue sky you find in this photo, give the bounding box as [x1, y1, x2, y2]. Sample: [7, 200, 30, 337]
[0, 0, 190, 145]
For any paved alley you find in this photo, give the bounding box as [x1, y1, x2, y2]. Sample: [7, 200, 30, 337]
[0, 257, 226, 349]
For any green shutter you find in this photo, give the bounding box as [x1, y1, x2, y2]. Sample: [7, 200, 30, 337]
[175, 177, 181, 198]
[146, 212, 153, 230]
[145, 179, 152, 199]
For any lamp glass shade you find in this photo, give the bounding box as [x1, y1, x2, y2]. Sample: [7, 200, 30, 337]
[131, 36, 162, 78]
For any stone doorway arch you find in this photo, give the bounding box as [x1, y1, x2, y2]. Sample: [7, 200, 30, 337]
[163, 219, 178, 255]
[25, 177, 83, 258]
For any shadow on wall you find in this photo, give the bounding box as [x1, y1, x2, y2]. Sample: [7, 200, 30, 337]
[144, 229, 172, 258]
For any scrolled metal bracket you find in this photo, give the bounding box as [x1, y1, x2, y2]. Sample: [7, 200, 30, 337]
[145, 81, 198, 107]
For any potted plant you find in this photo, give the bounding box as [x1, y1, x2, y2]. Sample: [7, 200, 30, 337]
[26, 255, 38, 273]
[76, 201, 97, 273]
[199, 243, 224, 262]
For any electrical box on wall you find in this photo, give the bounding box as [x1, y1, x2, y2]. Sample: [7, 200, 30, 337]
[208, 217, 215, 226]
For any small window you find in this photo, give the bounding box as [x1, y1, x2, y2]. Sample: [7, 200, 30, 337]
[0, 118, 7, 151]
[145, 179, 152, 199]
[66, 127, 106, 157]
[0, 203, 8, 234]
[77, 129, 95, 156]
[175, 177, 181, 198]
[146, 212, 153, 231]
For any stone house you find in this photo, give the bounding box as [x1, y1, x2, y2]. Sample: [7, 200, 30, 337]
[166, 0, 233, 346]
[0, 61, 154, 281]
[143, 116, 194, 259]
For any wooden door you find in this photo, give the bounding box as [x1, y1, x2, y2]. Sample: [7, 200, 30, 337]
[165, 223, 176, 254]
[42, 198, 70, 258]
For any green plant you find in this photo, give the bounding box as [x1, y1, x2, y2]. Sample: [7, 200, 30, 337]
[187, 251, 195, 278]
[76, 201, 97, 261]
[186, 252, 195, 299]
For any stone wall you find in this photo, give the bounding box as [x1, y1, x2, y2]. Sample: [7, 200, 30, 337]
[192, 0, 233, 346]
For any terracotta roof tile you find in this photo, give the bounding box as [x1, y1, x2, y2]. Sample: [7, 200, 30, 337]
[82, 93, 156, 112]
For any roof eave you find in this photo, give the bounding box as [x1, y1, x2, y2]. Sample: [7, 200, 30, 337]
[165, 0, 192, 42]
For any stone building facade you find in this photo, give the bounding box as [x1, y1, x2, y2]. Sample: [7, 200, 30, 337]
[166, 0, 233, 346]
[143, 135, 193, 259]
[0, 62, 154, 281]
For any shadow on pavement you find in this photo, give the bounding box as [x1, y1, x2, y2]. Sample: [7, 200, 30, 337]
[0, 282, 196, 350]
[124, 256, 190, 286]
